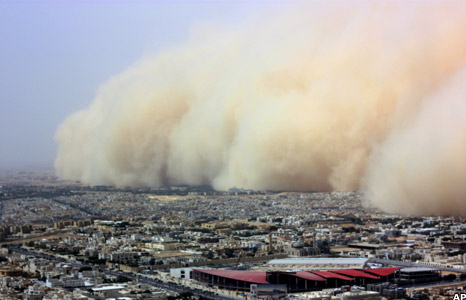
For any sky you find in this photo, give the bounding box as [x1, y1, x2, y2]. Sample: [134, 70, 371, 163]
[0, 0, 266, 170]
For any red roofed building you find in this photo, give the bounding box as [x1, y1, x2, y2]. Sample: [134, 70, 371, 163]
[192, 267, 405, 293]
[267, 271, 326, 292]
[307, 270, 355, 289]
[294, 272, 326, 281]
[330, 269, 380, 286]
[192, 269, 268, 291]
[309, 270, 354, 281]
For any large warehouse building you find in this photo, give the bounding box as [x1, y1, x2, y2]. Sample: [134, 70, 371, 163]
[192, 267, 401, 293]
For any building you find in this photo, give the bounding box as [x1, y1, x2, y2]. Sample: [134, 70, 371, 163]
[334, 291, 381, 300]
[193, 269, 269, 291]
[192, 267, 400, 293]
[286, 246, 320, 257]
[108, 252, 139, 264]
[170, 267, 193, 279]
[398, 267, 441, 285]
[265, 257, 370, 270]
[0, 266, 24, 276]
[46, 276, 85, 288]
[144, 241, 180, 251]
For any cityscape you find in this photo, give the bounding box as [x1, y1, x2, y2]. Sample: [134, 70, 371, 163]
[0, 171, 465, 299]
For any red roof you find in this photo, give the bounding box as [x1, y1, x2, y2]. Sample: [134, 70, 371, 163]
[361, 267, 401, 277]
[193, 269, 269, 284]
[309, 270, 354, 281]
[293, 272, 326, 281]
[330, 269, 380, 279]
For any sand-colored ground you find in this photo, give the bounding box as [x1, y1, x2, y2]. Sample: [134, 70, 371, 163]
[147, 195, 192, 201]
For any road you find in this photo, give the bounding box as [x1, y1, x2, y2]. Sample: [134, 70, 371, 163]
[0, 229, 81, 245]
[7, 245, 234, 300]
[49, 198, 97, 216]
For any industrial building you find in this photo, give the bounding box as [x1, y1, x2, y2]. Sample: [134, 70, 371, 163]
[192, 267, 401, 293]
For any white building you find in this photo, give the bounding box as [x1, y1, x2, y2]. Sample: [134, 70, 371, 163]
[170, 267, 193, 279]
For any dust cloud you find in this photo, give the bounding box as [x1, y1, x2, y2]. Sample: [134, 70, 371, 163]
[55, 2, 466, 216]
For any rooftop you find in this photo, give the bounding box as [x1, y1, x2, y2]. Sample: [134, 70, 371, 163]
[267, 257, 369, 266]
[400, 267, 438, 273]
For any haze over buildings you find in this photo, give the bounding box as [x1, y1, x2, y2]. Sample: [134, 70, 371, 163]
[54, 1, 466, 216]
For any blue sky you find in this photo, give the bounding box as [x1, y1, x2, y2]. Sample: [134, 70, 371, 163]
[0, 0, 268, 169]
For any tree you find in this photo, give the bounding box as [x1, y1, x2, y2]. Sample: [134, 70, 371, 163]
[79, 266, 92, 272]
[177, 292, 194, 300]
[224, 248, 235, 258]
[272, 217, 283, 223]
[443, 274, 456, 281]
[115, 275, 131, 283]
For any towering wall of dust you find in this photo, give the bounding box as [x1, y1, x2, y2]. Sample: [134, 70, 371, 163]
[55, 2, 466, 216]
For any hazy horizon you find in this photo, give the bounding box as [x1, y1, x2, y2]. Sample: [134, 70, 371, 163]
[0, 0, 266, 170]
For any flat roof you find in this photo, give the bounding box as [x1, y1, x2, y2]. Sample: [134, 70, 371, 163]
[348, 243, 381, 249]
[92, 285, 126, 291]
[267, 257, 369, 265]
[400, 267, 437, 273]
